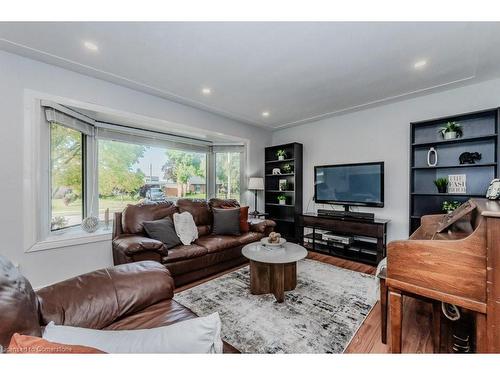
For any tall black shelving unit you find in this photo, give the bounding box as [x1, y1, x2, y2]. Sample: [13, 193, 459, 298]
[264, 143, 303, 242]
[410, 108, 499, 234]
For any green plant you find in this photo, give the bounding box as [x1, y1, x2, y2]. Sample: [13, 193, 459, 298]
[433, 177, 448, 193]
[439, 121, 463, 138]
[282, 164, 293, 173]
[276, 149, 287, 158]
[277, 194, 287, 202]
[442, 200, 461, 213]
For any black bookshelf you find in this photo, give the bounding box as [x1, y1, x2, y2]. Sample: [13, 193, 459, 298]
[264, 143, 303, 241]
[409, 108, 499, 234]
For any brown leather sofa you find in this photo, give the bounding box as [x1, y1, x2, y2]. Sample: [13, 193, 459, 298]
[112, 198, 276, 286]
[0, 256, 238, 353]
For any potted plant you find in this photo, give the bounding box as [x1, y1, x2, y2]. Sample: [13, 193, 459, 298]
[433, 177, 448, 194]
[282, 164, 293, 173]
[276, 149, 287, 161]
[439, 121, 463, 140]
[442, 200, 461, 213]
[277, 194, 287, 205]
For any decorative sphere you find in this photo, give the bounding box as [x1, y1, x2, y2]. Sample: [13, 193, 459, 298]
[81, 216, 99, 233]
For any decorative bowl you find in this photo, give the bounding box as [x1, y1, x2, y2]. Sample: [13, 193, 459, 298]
[260, 237, 287, 248]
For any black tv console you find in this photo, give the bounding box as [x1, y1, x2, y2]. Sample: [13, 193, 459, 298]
[317, 208, 375, 221]
[298, 212, 389, 266]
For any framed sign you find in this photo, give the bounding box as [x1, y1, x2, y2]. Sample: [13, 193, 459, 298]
[448, 174, 466, 194]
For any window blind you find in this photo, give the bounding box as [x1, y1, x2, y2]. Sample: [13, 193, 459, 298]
[42, 100, 218, 153]
[42, 101, 95, 136]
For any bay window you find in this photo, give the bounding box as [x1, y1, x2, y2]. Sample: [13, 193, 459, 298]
[42, 101, 245, 238]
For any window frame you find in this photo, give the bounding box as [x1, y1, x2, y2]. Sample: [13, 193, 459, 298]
[48, 122, 88, 232]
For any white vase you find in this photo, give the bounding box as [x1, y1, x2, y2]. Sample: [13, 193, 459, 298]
[278, 155, 284, 160]
[427, 147, 438, 167]
[279, 200, 286, 205]
[444, 131, 457, 140]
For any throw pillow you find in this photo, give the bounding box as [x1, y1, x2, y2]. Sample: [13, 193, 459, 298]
[42, 313, 223, 354]
[222, 205, 250, 233]
[239, 206, 250, 233]
[8, 333, 104, 354]
[173, 211, 198, 245]
[143, 217, 181, 249]
[212, 207, 241, 236]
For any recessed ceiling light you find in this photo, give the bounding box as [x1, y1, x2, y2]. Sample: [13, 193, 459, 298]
[201, 87, 212, 95]
[83, 41, 99, 52]
[413, 59, 427, 70]
[261, 111, 270, 118]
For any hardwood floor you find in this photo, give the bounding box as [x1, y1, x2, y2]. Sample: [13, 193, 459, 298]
[175, 251, 435, 353]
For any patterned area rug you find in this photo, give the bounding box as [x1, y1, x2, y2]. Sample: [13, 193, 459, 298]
[174, 259, 377, 353]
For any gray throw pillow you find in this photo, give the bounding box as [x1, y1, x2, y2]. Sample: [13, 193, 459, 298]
[143, 217, 182, 249]
[212, 207, 241, 236]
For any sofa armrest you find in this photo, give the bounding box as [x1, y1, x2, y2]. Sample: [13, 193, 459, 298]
[250, 219, 276, 236]
[37, 261, 174, 329]
[113, 235, 168, 257]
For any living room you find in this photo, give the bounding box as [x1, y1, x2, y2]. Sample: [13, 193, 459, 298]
[1, 1, 500, 373]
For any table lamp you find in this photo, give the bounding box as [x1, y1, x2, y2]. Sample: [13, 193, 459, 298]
[248, 177, 264, 216]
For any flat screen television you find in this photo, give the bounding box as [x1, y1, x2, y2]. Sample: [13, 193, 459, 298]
[314, 162, 384, 208]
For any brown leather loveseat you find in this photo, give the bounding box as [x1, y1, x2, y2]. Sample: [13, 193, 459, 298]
[112, 198, 276, 286]
[0, 256, 238, 353]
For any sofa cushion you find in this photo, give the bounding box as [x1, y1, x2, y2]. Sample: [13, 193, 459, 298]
[208, 198, 240, 209]
[42, 313, 223, 354]
[163, 244, 208, 263]
[195, 235, 241, 253]
[176, 199, 211, 227]
[37, 261, 174, 330]
[113, 234, 167, 256]
[102, 299, 239, 353]
[212, 207, 241, 236]
[239, 206, 250, 233]
[143, 217, 182, 249]
[173, 212, 198, 245]
[122, 201, 177, 234]
[8, 333, 105, 354]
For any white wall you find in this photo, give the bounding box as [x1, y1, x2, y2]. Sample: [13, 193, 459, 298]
[272, 77, 500, 242]
[0, 50, 271, 287]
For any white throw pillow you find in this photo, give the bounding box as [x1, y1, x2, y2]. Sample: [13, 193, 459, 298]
[42, 313, 223, 354]
[173, 211, 198, 245]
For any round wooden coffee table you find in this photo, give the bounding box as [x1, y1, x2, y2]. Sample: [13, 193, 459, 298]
[242, 242, 308, 303]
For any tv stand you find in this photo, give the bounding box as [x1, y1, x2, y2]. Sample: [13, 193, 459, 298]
[298, 212, 389, 265]
[317, 208, 375, 221]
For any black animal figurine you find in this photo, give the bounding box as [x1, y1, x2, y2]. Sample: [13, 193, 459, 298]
[459, 152, 482, 164]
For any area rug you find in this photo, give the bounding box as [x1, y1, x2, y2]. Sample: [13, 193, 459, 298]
[174, 259, 377, 353]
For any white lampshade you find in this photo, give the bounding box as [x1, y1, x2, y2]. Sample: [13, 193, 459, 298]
[248, 177, 264, 190]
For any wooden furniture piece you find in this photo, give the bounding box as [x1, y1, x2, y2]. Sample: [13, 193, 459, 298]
[298, 213, 389, 266]
[410, 108, 499, 234]
[264, 143, 303, 241]
[379, 266, 442, 352]
[387, 198, 500, 353]
[241, 242, 307, 302]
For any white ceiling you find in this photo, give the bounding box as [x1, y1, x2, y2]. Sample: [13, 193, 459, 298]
[2, 22, 500, 130]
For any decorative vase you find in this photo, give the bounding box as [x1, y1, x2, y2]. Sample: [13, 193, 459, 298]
[278, 155, 284, 161]
[427, 147, 438, 167]
[444, 131, 457, 140]
[279, 199, 286, 205]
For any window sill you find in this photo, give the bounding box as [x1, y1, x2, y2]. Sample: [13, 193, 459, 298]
[27, 226, 112, 253]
